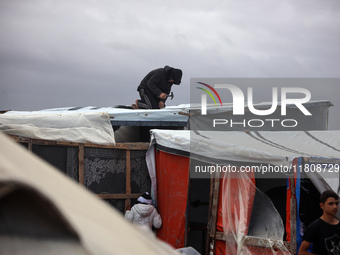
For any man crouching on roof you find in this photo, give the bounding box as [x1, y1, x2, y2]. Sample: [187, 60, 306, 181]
[132, 65, 182, 109]
[124, 192, 162, 232]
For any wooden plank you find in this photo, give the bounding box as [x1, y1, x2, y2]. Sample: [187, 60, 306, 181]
[78, 145, 85, 186]
[97, 193, 142, 199]
[20, 138, 80, 147]
[284, 241, 291, 253]
[9, 135, 149, 150]
[215, 232, 289, 250]
[8, 135, 30, 143]
[209, 171, 221, 237]
[215, 231, 225, 241]
[184, 174, 191, 247]
[28, 138, 33, 152]
[290, 175, 297, 255]
[125, 150, 131, 212]
[208, 170, 221, 254]
[244, 236, 283, 249]
[125, 150, 131, 194]
[206, 173, 216, 255]
[178, 111, 191, 116]
[86, 143, 149, 150]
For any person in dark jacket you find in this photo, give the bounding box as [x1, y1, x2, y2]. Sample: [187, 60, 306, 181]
[298, 190, 340, 255]
[132, 65, 182, 109]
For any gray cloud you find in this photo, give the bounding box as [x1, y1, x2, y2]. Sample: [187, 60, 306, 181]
[1, 0, 339, 128]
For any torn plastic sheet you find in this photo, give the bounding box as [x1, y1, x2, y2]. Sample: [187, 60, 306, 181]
[221, 171, 290, 254]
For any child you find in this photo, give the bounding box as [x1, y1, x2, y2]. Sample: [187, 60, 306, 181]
[124, 192, 162, 231]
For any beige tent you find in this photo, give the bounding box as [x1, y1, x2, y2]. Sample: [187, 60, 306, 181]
[0, 132, 178, 255]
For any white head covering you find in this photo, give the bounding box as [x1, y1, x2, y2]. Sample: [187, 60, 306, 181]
[137, 192, 152, 204]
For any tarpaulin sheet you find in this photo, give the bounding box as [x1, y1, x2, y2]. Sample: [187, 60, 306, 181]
[0, 132, 178, 255]
[216, 172, 256, 254]
[155, 150, 190, 248]
[148, 129, 340, 254]
[2, 105, 190, 126]
[0, 112, 115, 145]
[151, 130, 340, 169]
[218, 171, 289, 254]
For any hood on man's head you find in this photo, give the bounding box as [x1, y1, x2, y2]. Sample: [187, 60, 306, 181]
[171, 68, 182, 85]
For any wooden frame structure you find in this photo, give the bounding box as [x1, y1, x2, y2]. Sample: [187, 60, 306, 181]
[206, 171, 292, 254]
[11, 135, 338, 254]
[9, 135, 149, 212]
[206, 157, 340, 254]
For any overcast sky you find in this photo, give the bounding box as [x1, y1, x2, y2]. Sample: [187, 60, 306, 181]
[1, 0, 340, 128]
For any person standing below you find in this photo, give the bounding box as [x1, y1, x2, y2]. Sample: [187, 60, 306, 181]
[132, 65, 182, 109]
[124, 192, 162, 232]
[298, 190, 340, 255]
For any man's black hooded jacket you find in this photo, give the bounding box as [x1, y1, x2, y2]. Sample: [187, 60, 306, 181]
[137, 65, 182, 100]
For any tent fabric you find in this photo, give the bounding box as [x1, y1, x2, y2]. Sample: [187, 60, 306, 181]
[189, 100, 332, 132]
[0, 132, 178, 255]
[148, 129, 340, 254]
[219, 172, 256, 254]
[0, 112, 115, 145]
[155, 150, 190, 249]
[151, 152, 289, 254]
[0, 182, 90, 255]
[150, 130, 340, 167]
[217, 172, 287, 255]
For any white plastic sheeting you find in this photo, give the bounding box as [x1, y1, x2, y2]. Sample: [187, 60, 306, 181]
[148, 129, 340, 254]
[150, 129, 340, 167]
[0, 131, 177, 255]
[2, 105, 190, 123]
[0, 112, 115, 145]
[221, 172, 289, 254]
[148, 129, 340, 203]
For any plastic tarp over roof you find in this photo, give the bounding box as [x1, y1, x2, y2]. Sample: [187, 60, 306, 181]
[149, 129, 340, 167]
[0, 132, 178, 255]
[2, 105, 190, 126]
[0, 112, 115, 145]
[148, 129, 340, 208]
